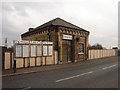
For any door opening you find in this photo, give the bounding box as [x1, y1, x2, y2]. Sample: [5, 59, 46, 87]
[62, 40, 72, 63]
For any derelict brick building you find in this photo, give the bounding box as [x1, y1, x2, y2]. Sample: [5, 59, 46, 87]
[21, 17, 90, 64]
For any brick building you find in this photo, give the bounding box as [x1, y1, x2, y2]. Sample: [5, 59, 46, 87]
[21, 17, 90, 64]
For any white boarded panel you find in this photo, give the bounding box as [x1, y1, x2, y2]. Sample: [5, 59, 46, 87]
[100, 50, 102, 58]
[102, 50, 104, 57]
[106, 50, 108, 57]
[91, 50, 93, 59]
[88, 50, 90, 59]
[16, 58, 24, 68]
[94, 50, 97, 59]
[105, 50, 107, 57]
[112, 50, 114, 56]
[15, 45, 22, 57]
[95, 50, 97, 59]
[23, 45, 29, 57]
[103, 50, 105, 57]
[48, 46, 53, 56]
[31, 45, 36, 57]
[109, 50, 111, 56]
[111, 50, 113, 56]
[36, 57, 41, 66]
[46, 56, 53, 65]
[92, 50, 94, 59]
[97, 50, 99, 58]
[90, 50, 93, 59]
[107, 50, 109, 57]
[42, 57, 45, 65]
[54, 51, 58, 64]
[43, 46, 48, 56]
[30, 58, 35, 67]
[96, 50, 98, 58]
[110, 50, 112, 56]
[113, 50, 115, 56]
[92, 50, 95, 59]
[5, 52, 10, 69]
[94, 50, 95, 59]
[37, 45, 42, 56]
[25, 58, 29, 67]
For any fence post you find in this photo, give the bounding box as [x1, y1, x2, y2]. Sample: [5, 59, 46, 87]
[13, 60, 16, 73]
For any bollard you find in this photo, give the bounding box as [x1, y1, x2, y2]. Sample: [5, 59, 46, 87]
[13, 60, 16, 73]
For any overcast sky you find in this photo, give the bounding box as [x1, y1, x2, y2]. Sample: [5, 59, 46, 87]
[1, 0, 119, 49]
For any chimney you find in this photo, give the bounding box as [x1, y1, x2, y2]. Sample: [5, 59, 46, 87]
[29, 28, 34, 32]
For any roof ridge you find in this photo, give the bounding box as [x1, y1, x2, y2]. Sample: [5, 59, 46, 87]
[55, 18, 82, 29]
[34, 17, 86, 31]
[34, 18, 55, 30]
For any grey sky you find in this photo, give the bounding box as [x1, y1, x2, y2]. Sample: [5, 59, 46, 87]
[1, 0, 119, 49]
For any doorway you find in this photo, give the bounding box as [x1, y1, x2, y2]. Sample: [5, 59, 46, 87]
[62, 40, 72, 63]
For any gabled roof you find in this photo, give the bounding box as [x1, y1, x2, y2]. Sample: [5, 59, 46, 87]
[34, 17, 85, 30]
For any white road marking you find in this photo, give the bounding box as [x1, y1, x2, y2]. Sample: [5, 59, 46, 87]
[102, 64, 117, 70]
[56, 71, 93, 83]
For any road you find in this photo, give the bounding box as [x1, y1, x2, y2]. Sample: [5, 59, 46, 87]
[2, 57, 118, 89]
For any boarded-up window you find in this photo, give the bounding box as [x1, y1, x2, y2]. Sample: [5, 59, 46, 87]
[23, 45, 29, 57]
[48, 46, 53, 56]
[37, 45, 42, 56]
[30, 45, 36, 57]
[15, 45, 22, 57]
[43, 45, 48, 56]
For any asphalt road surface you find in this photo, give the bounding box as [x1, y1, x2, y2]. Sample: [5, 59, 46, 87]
[2, 57, 118, 88]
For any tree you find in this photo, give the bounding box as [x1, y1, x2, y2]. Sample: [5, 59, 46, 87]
[7, 46, 13, 51]
[89, 43, 104, 49]
[112, 47, 118, 49]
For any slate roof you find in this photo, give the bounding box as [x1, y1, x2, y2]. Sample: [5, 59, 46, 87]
[34, 17, 84, 30]
[21, 17, 89, 37]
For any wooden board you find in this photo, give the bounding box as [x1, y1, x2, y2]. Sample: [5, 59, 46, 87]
[23, 45, 29, 57]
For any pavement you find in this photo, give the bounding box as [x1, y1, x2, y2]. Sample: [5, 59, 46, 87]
[2, 56, 117, 77]
[2, 56, 118, 88]
[2, 59, 91, 77]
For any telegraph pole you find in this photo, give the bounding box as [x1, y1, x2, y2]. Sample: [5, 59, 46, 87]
[5, 37, 7, 47]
